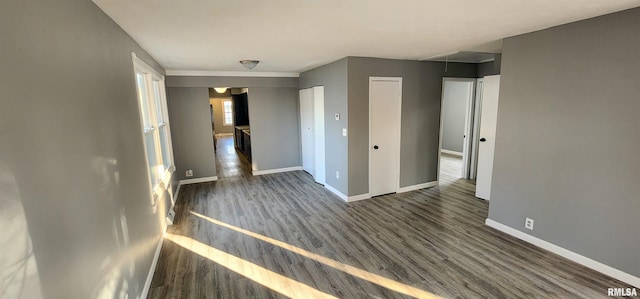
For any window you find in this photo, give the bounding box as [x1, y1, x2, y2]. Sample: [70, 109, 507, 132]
[132, 53, 174, 196]
[223, 99, 233, 126]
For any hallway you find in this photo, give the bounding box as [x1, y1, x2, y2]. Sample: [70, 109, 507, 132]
[214, 135, 252, 179]
[439, 152, 468, 186]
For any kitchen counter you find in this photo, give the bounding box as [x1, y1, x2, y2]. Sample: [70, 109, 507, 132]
[234, 126, 250, 150]
[235, 126, 251, 161]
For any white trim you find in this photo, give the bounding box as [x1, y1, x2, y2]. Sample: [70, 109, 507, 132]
[485, 219, 640, 288]
[324, 184, 372, 203]
[418, 51, 495, 64]
[132, 52, 176, 207]
[132, 52, 163, 79]
[440, 149, 463, 157]
[252, 166, 303, 176]
[368, 77, 403, 197]
[173, 184, 181, 203]
[419, 51, 460, 61]
[324, 184, 348, 202]
[437, 80, 445, 184]
[165, 70, 299, 78]
[347, 193, 371, 202]
[461, 78, 477, 179]
[179, 176, 218, 185]
[478, 58, 496, 63]
[141, 236, 164, 299]
[398, 181, 438, 193]
[469, 78, 484, 180]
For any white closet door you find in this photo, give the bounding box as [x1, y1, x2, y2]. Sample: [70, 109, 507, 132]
[312, 86, 325, 185]
[299, 88, 315, 176]
[369, 77, 402, 197]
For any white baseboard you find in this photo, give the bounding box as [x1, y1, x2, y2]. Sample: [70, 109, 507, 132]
[485, 218, 640, 288]
[141, 235, 165, 299]
[179, 176, 218, 185]
[347, 193, 371, 202]
[441, 149, 463, 157]
[398, 181, 438, 193]
[252, 166, 303, 176]
[324, 184, 371, 202]
[324, 184, 348, 202]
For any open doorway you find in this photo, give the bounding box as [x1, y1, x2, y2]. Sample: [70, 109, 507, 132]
[209, 87, 252, 179]
[438, 76, 501, 201]
[438, 78, 477, 185]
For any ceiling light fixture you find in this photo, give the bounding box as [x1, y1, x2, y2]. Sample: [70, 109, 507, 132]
[214, 87, 228, 93]
[239, 60, 259, 70]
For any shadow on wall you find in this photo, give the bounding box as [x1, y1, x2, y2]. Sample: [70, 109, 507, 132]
[0, 157, 166, 299]
[0, 163, 43, 299]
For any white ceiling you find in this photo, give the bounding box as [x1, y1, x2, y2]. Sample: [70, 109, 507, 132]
[94, 0, 640, 73]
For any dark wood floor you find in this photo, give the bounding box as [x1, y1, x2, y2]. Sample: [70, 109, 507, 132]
[149, 147, 631, 298]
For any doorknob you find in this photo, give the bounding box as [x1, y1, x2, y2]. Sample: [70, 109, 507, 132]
[479, 138, 486, 142]
[373, 145, 379, 149]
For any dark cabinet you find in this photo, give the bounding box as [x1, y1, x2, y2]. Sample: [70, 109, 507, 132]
[232, 92, 251, 161]
[243, 130, 251, 162]
[232, 93, 249, 126]
[235, 125, 250, 151]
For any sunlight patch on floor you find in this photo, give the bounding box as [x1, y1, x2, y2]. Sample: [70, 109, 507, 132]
[165, 233, 338, 299]
[190, 211, 443, 299]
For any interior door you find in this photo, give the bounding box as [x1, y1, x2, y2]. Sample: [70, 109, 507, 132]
[299, 88, 315, 176]
[312, 86, 326, 185]
[469, 79, 484, 180]
[461, 81, 476, 179]
[475, 75, 500, 200]
[369, 77, 402, 197]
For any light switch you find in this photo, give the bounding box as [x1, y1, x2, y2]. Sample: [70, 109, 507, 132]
[335, 113, 340, 120]
[342, 128, 347, 136]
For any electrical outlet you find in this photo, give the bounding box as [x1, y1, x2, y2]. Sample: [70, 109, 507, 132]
[525, 218, 534, 230]
[335, 113, 340, 120]
[186, 169, 193, 177]
[342, 128, 347, 136]
[336, 171, 340, 179]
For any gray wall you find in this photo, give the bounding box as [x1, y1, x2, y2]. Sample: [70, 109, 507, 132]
[488, 7, 640, 277]
[299, 58, 349, 194]
[347, 57, 476, 196]
[0, 1, 168, 298]
[209, 97, 234, 135]
[248, 88, 301, 171]
[441, 80, 470, 153]
[167, 88, 218, 181]
[166, 76, 301, 174]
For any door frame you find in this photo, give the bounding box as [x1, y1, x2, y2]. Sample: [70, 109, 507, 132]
[469, 78, 484, 180]
[368, 77, 403, 196]
[437, 77, 476, 182]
